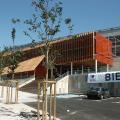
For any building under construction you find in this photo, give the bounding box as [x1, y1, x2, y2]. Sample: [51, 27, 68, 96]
[2, 26, 120, 96]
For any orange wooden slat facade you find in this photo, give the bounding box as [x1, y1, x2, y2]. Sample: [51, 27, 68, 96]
[52, 32, 112, 66]
[95, 33, 112, 65]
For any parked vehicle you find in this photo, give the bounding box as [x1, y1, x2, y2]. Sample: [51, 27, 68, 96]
[87, 87, 110, 99]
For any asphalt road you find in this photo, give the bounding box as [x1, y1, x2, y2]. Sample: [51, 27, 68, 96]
[24, 97, 120, 120]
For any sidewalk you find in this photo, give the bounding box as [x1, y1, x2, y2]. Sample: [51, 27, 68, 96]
[0, 86, 38, 120]
[0, 103, 37, 120]
[0, 86, 61, 120]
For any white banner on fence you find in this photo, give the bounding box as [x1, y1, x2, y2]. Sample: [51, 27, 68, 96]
[88, 71, 120, 83]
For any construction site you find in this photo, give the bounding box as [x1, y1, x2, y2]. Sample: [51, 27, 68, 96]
[1, 26, 120, 120]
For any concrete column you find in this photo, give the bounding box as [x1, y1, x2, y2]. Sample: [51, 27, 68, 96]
[88, 67, 90, 73]
[93, 32, 95, 59]
[27, 72, 28, 77]
[71, 62, 73, 75]
[82, 65, 84, 74]
[107, 64, 109, 72]
[95, 59, 98, 73]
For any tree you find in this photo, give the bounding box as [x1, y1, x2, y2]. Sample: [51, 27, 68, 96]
[7, 28, 22, 79]
[13, 0, 73, 119]
[24, 0, 63, 75]
[25, 0, 63, 118]
[7, 28, 17, 79]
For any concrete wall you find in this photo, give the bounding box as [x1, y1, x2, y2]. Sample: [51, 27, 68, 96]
[56, 75, 69, 94]
[55, 74, 88, 94]
[68, 74, 88, 94]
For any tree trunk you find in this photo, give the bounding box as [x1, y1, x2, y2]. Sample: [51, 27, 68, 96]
[45, 49, 49, 119]
[51, 68, 54, 80]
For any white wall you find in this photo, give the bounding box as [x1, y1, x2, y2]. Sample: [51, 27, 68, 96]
[56, 75, 69, 94]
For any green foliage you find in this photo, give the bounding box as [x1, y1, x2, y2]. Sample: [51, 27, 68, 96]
[65, 18, 73, 35]
[11, 18, 20, 24]
[0, 50, 4, 75]
[2, 46, 13, 53]
[31, 39, 37, 48]
[11, 28, 16, 42]
[65, 18, 71, 24]
[24, 0, 63, 42]
[8, 50, 22, 73]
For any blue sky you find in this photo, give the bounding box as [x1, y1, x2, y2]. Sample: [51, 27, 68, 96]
[0, 0, 120, 49]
